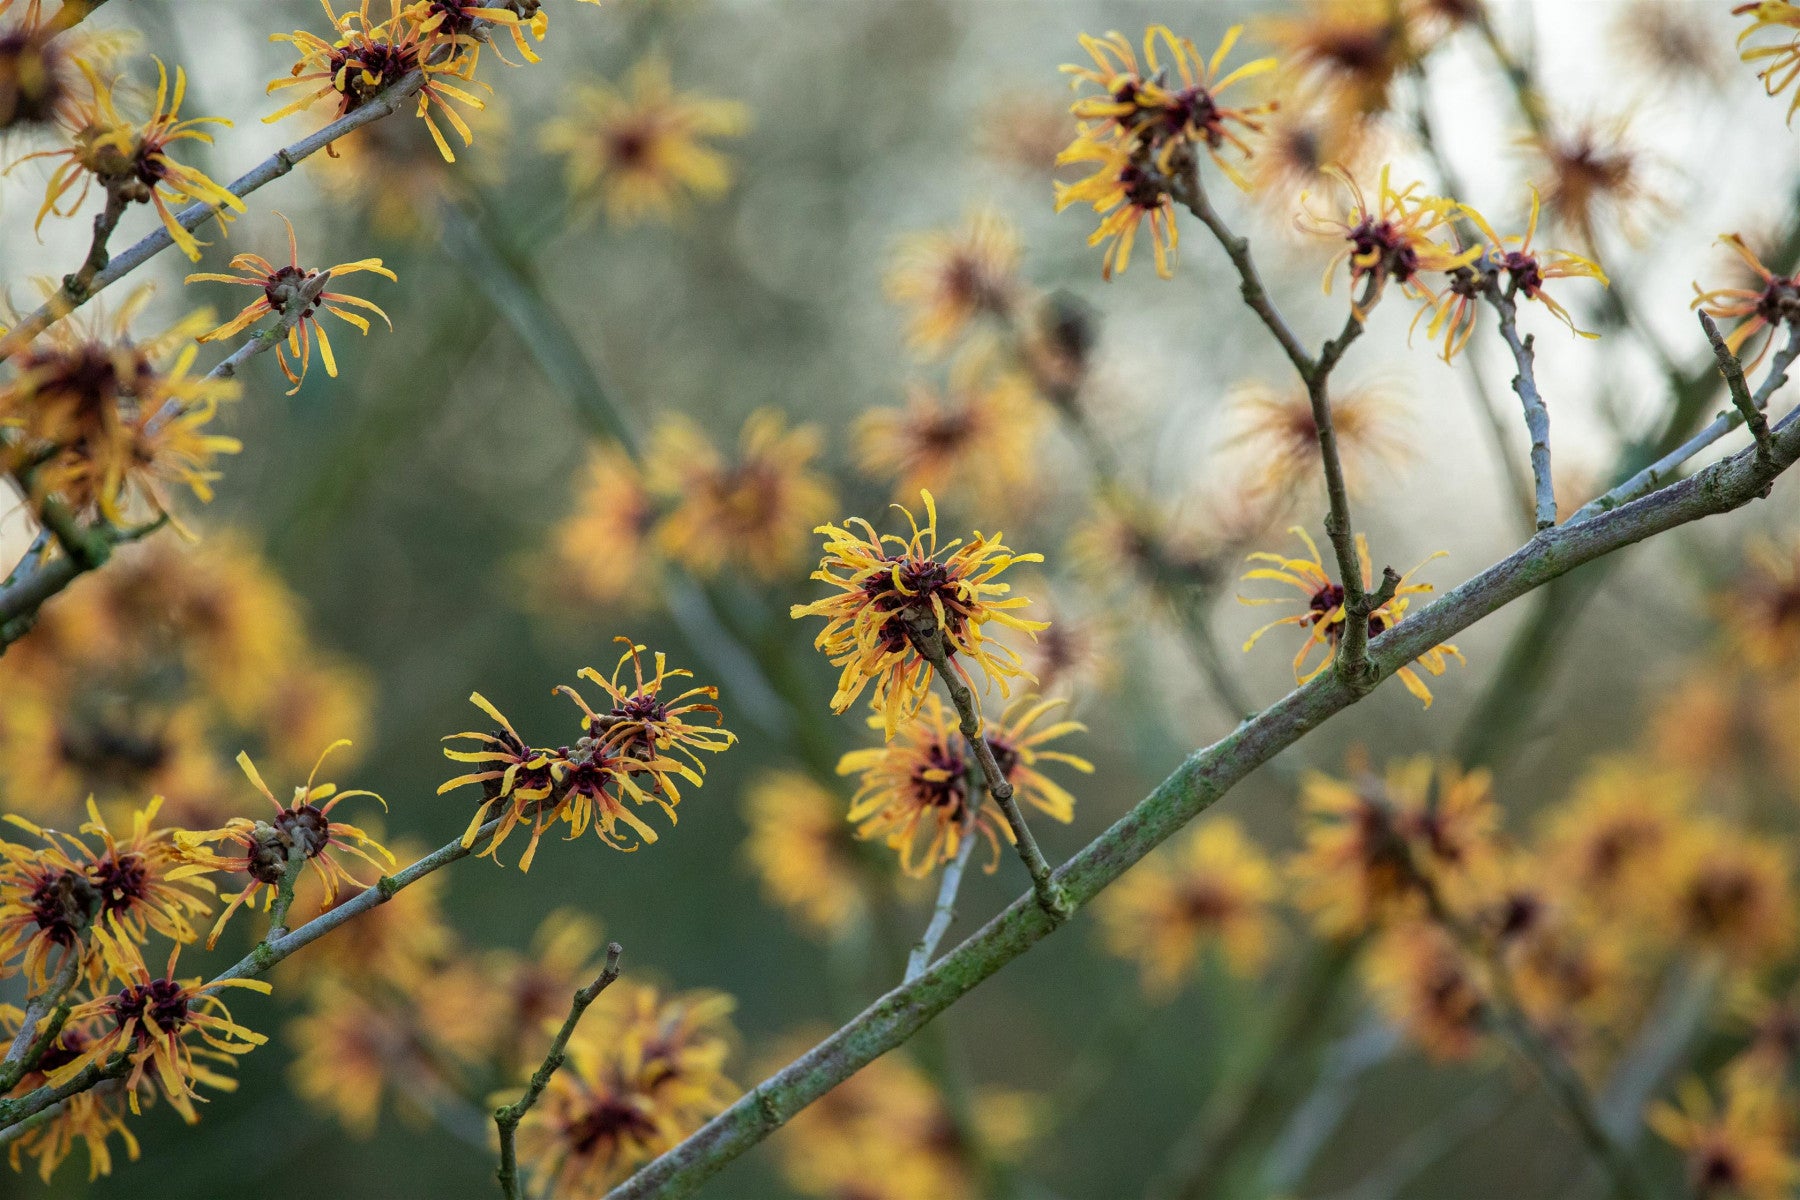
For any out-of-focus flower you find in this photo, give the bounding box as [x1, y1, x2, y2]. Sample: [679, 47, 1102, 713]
[539, 54, 748, 226]
[286, 980, 437, 1137]
[1456, 852, 1628, 1051]
[282, 844, 447, 988]
[1522, 114, 1667, 248]
[1420, 187, 1608, 361]
[837, 693, 1085, 876]
[1096, 818, 1279, 998]
[1009, 584, 1117, 698]
[1247, 103, 1384, 209]
[647, 409, 836, 583]
[187, 214, 395, 395]
[0, 695, 231, 828]
[1298, 166, 1478, 320]
[1219, 377, 1412, 506]
[53, 946, 269, 1122]
[1536, 758, 1694, 920]
[1650, 1075, 1799, 1200]
[450, 909, 612, 1071]
[977, 88, 1076, 176]
[1662, 822, 1795, 968]
[1365, 919, 1486, 1060]
[1402, 0, 1487, 48]
[856, 354, 1042, 507]
[771, 1037, 1014, 1200]
[1290, 754, 1498, 936]
[11, 59, 243, 260]
[1719, 535, 1800, 670]
[1259, 0, 1412, 115]
[1613, 0, 1733, 88]
[1239, 527, 1461, 706]
[175, 743, 393, 945]
[742, 771, 868, 941]
[1737, 1, 1800, 120]
[791, 490, 1046, 737]
[255, 656, 374, 778]
[267, 0, 487, 163]
[0, 16, 70, 134]
[542, 442, 661, 611]
[886, 208, 1023, 359]
[1693, 234, 1800, 368]
[0, 292, 238, 526]
[515, 981, 738, 1197]
[1, 1062, 136, 1181]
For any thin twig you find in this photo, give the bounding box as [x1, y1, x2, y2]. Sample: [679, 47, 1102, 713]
[1173, 164, 1390, 685]
[0, 514, 164, 653]
[1571, 324, 1800, 523]
[909, 624, 1068, 919]
[1700, 310, 1773, 469]
[494, 943, 625, 1200]
[0, 947, 81, 1092]
[905, 768, 982, 983]
[207, 814, 504, 985]
[1485, 283, 1559, 529]
[603, 411, 1800, 1200]
[0, 68, 432, 362]
[201, 274, 328, 385]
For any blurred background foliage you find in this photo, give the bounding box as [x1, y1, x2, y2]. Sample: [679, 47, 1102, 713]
[5, 0, 1800, 1198]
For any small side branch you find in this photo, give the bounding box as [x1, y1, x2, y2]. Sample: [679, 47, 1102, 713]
[0, 947, 81, 1093]
[0, 67, 432, 362]
[909, 625, 1068, 920]
[1573, 323, 1800, 523]
[1700, 310, 1773, 470]
[495, 943, 625, 1200]
[905, 769, 982, 983]
[1486, 284, 1558, 529]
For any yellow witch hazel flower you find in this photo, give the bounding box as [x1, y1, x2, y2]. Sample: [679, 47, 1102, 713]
[1736, 1, 1800, 120]
[10, 58, 243, 260]
[1415, 186, 1608, 363]
[1239, 527, 1462, 706]
[791, 490, 1047, 738]
[1054, 24, 1275, 280]
[1298, 165, 1478, 320]
[187, 214, 396, 395]
[837, 692, 1087, 876]
[266, 0, 488, 163]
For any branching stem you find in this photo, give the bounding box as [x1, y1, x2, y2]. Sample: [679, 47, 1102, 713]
[494, 943, 625, 1200]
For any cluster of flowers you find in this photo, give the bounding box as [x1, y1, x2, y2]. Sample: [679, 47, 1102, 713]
[439, 638, 736, 871]
[279, 885, 740, 1197]
[1081, 533, 1800, 1197]
[543, 410, 837, 612]
[0, 536, 373, 833]
[0, 743, 389, 1181]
